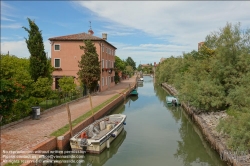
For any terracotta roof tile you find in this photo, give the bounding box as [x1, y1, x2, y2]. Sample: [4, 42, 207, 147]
[49, 32, 103, 41]
[49, 32, 117, 49]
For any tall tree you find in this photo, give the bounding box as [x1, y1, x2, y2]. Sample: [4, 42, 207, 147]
[23, 18, 51, 82]
[78, 40, 100, 115]
[126, 57, 136, 70]
[115, 56, 126, 72]
[114, 56, 126, 83]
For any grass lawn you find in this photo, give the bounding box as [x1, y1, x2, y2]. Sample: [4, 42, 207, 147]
[50, 89, 128, 137]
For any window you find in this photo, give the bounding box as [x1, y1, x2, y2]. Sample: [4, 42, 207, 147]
[102, 59, 104, 68]
[108, 60, 110, 68]
[106, 60, 108, 68]
[102, 77, 104, 86]
[54, 59, 60, 68]
[102, 45, 104, 52]
[55, 44, 60, 51]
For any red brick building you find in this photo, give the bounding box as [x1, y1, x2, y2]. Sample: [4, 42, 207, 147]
[49, 31, 116, 92]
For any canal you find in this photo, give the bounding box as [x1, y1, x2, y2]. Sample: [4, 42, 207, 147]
[63, 76, 227, 166]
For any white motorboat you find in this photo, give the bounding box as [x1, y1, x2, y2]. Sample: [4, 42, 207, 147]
[166, 96, 181, 106]
[70, 114, 127, 154]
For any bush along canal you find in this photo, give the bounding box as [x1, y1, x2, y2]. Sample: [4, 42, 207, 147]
[54, 76, 227, 166]
[161, 82, 250, 166]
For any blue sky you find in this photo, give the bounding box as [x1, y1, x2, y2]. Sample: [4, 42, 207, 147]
[1, 1, 250, 66]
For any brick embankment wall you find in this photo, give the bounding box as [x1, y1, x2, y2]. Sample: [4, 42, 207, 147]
[161, 83, 249, 166]
[56, 84, 135, 151]
[20, 83, 136, 166]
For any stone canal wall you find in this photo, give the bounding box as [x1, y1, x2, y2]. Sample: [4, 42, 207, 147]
[161, 83, 249, 166]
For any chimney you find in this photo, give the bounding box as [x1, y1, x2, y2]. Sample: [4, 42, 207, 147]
[102, 33, 107, 40]
[88, 29, 94, 35]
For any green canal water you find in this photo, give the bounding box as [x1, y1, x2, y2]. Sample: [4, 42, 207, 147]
[62, 76, 227, 166]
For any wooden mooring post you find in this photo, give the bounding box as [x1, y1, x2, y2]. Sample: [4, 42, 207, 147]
[66, 103, 73, 138]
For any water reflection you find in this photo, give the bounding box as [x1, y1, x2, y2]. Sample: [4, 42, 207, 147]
[154, 83, 227, 166]
[60, 130, 127, 166]
[58, 76, 226, 166]
[130, 96, 138, 102]
[154, 83, 168, 105]
[84, 130, 127, 166]
[137, 82, 143, 87]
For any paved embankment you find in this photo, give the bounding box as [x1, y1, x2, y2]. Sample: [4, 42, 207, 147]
[161, 83, 250, 166]
[1, 76, 137, 165]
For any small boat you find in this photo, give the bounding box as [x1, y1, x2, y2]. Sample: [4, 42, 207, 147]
[166, 96, 181, 106]
[130, 89, 138, 96]
[139, 77, 144, 81]
[137, 77, 144, 83]
[70, 114, 127, 154]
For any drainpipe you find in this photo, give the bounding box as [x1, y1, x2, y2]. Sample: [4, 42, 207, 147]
[99, 42, 102, 92]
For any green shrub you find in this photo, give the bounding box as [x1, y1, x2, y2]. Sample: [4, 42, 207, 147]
[217, 111, 250, 151]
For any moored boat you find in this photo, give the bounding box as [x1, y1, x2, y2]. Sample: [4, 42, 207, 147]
[137, 77, 144, 83]
[70, 114, 127, 154]
[166, 96, 181, 106]
[130, 89, 138, 96]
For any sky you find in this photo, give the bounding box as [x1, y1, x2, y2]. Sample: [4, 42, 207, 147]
[1, 1, 250, 66]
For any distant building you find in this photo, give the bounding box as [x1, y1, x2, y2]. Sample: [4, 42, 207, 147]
[198, 42, 204, 51]
[160, 57, 166, 63]
[49, 29, 116, 92]
[140, 64, 151, 69]
[153, 62, 159, 67]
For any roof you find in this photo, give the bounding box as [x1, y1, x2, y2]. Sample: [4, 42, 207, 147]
[140, 64, 151, 67]
[48, 32, 116, 49]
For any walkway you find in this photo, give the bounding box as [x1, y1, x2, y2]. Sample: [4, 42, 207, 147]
[1, 77, 136, 159]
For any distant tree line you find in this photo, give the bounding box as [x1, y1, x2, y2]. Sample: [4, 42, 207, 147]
[114, 56, 136, 83]
[155, 23, 250, 151]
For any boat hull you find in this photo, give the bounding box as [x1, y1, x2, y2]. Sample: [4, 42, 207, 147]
[70, 114, 126, 154]
[130, 90, 138, 96]
[166, 96, 181, 106]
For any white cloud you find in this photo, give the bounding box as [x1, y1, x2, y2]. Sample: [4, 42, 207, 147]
[1, 1, 17, 21]
[1, 40, 28, 57]
[1, 17, 15, 21]
[77, 1, 250, 64]
[1, 40, 51, 58]
[111, 41, 191, 64]
[1, 24, 22, 29]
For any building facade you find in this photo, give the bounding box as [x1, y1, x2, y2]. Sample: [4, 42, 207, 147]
[198, 42, 204, 51]
[49, 32, 116, 92]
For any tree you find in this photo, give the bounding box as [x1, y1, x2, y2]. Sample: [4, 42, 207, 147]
[126, 57, 136, 70]
[58, 76, 77, 98]
[155, 22, 250, 151]
[114, 56, 126, 83]
[0, 54, 32, 124]
[77, 40, 100, 116]
[23, 18, 51, 82]
[115, 56, 126, 71]
[125, 65, 133, 77]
